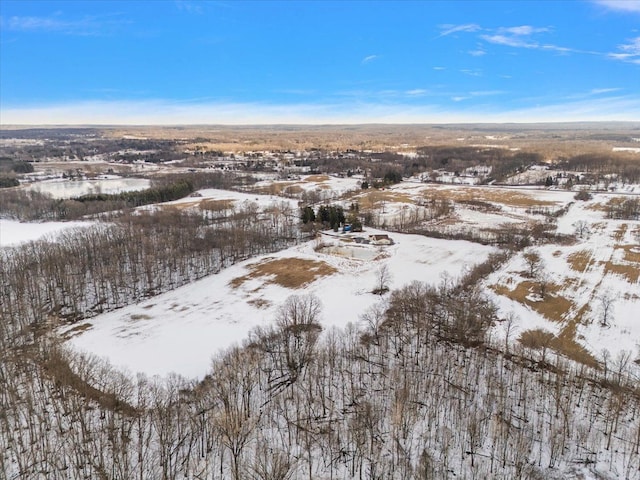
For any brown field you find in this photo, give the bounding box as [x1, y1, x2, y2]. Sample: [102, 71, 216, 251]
[283, 185, 304, 195]
[200, 198, 236, 212]
[621, 244, 640, 263]
[519, 323, 598, 368]
[230, 257, 338, 289]
[493, 280, 574, 322]
[251, 182, 299, 195]
[162, 199, 202, 211]
[61, 124, 637, 158]
[602, 261, 640, 283]
[613, 224, 628, 241]
[303, 175, 330, 183]
[354, 190, 415, 209]
[567, 250, 593, 273]
[426, 187, 558, 209]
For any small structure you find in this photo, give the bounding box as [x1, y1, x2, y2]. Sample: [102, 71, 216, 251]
[369, 234, 393, 245]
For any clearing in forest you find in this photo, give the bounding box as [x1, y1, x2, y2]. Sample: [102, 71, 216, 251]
[230, 257, 338, 289]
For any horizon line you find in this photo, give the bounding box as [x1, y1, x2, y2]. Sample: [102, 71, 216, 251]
[3, 120, 640, 128]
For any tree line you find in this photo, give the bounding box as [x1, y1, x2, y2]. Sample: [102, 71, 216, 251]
[0, 172, 257, 221]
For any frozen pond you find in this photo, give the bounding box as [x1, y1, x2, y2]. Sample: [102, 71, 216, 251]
[24, 177, 151, 199]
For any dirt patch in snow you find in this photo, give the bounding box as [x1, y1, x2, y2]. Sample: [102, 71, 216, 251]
[601, 261, 640, 283]
[519, 322, 598, 368]
[613, 224, 628, 242]
[247, 298, 272, 309]
[567, 250, 593, 273]
[621, 245, 640, 264]
[61, 323, 93, 340]
[493, 281, 574, 322]
[303, 175, 330, 183]
[230, 257, 338, 289]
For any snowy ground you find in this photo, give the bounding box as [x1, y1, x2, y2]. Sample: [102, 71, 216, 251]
[62, 230, 495, 379]
[0, 219, 94, 247]
[56, 172, 640, 378]
[22, 177, 150, 199]
[488, 193, 640, 363]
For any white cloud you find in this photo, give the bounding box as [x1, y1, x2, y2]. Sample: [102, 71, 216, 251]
[175, 1, 204, 14]
[438, 23, 480, 37]
[481, 32, 585, 55]
[500, 25, 549, 36]
[590, 87, 621, 94]
[274, 88, 318, 96]
[593, 0, 640, 13]
[608, 36, 640, 64]
[2, 96, 639, 125]
[469, 90, 505, 97]
[468, 48, 486, 56]
[481, 34, 537, 48]
[361, 55, 378, 64]
[618, 36, 640, 54]
[0, 14, 128, 35]
[460, 68, 483, 77]
[406, 89, 428, 96]
[433, 66, 446, 70]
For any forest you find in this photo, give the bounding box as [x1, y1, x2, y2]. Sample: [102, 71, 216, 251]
[2, 200, 639, 479]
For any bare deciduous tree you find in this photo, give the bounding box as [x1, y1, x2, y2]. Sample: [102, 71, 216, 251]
[573, 220, 590, 238]
[523, 251, 543, 279]
[599, 290, 615, 327]
[373, 264, 391, 295]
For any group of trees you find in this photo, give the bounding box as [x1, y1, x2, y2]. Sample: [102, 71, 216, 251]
[0, 157, 34, 174]
[0, 172, 256, 221]
[2, 281, 639, 479]
[557, 153, 640, 185]
[0, 129, 183, 163]
[300, 204, 349, 232]
[0, 202, 299, 342]
[606, 197, 640, 220]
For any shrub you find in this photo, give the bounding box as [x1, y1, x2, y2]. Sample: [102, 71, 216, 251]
[574, 190, 592, 201]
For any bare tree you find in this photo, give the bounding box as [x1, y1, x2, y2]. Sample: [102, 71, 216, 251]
[208, 347, 262, 480]
[248, 443, 297, 480]
[253, 294, 323, 393]
[504, 311, 518, 354]
[523, 251, 543, 279]
[599, 290, 615, 327]
[373, 264, 391, 295]
[573, 220, 590, 239]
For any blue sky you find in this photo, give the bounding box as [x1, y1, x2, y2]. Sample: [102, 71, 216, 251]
[1, 0, 639, 124]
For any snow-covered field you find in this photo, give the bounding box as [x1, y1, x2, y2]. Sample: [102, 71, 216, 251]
[488, 194, 640, 364]
[51, 171, 640, 379]
[63, 231, 496, 378]
[23, 176, 150, 199]
[0, 219, 93, 247]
